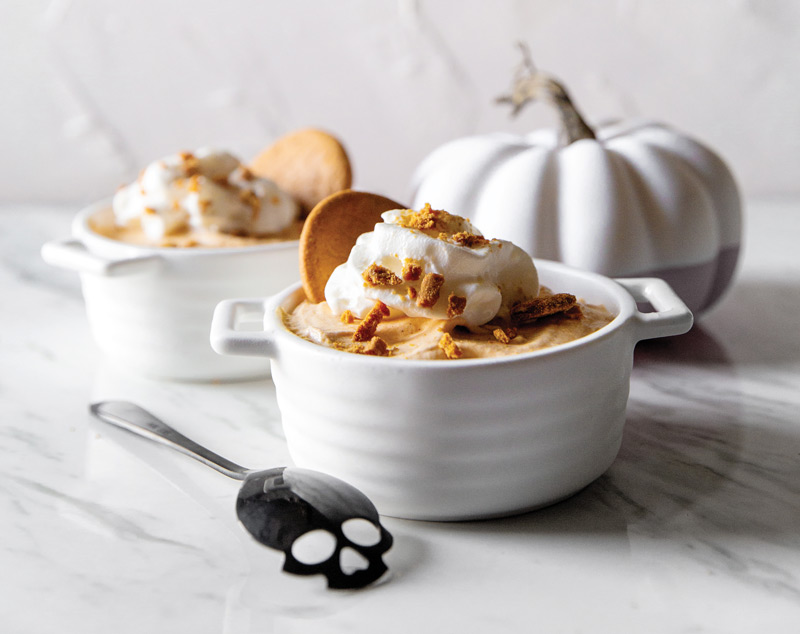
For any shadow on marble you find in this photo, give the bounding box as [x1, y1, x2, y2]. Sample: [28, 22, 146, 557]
[423, 324, 800, 551]
[693, 278, 800, 364]
[633, 323, 732, 364]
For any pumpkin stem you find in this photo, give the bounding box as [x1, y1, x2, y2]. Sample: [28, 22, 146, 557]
[496, 43, 596, 144]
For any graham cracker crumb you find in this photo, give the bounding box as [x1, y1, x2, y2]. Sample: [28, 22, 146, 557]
[438, 332, 463, 359]
[181, 153, 200, 177]
[511, 293, 577, 325]
[447, 294, 467, 318]
[340, 310, 355, 324]
[363, 263, 402, 287]
[492, 327, 518, 344]
[417, 273, 444, 308]
[402, 259, 423, 281]
[361, 336, 389, 356]
[332, 336, 391, 357]
[353, 301, 390, 342]
[447, 231, 491, 248]
[239, 188, 260, 210]
[399, 203, 439, 230]
[407, 287, 417, 300]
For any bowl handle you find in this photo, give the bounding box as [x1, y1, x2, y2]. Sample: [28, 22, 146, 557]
[41, 238, 162, 277]
[210, 298, 277, 359]
[615, 277, 694, 341]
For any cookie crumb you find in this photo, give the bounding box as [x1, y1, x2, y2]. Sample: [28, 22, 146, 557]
[402, 259, 423, 281]
[492, 327, 518, 344]
[363, 263, 402, 287]
[239, 188, 261, 214]
[417, 273, 445, 308]
[340, 310, 355, 324]
[511, 293, 577, 325]
[447, 231, 491, 248]
[447, 294, 467, 318]
[398, 203, 439, 230]
[333, 335, 391, 357]
[353, 301, 390, 342]
[361, 336, 389, 356]
[181, 153, 200, 177]
[407, 286, 417, 300]
[438, 332, 463, 359]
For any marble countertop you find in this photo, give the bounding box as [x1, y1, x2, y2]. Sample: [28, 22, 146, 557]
[2, 198, 799, 633]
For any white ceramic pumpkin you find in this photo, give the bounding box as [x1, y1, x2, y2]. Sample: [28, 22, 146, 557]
[410, 47, 741, 316]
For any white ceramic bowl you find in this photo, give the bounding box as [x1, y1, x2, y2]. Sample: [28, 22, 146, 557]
[210, 260, 692, 520]
[42, 200, 300, 381]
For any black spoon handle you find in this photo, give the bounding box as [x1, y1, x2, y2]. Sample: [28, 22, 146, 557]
[90, 401, 250, 481]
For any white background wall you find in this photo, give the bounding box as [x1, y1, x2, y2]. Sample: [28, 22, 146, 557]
[5, 0, 800, 207]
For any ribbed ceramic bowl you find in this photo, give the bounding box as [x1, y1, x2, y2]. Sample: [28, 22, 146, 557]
[211, 260, 692, 520]
[41, 200, 299, 381]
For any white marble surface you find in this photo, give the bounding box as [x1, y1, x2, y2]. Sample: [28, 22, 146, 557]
[2, 198, 800, 633]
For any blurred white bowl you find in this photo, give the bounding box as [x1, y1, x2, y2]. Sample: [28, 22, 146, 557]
[42, 200, 299, 381]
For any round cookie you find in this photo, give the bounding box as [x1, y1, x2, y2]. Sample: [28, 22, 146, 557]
[300, 190, 404, 303]
[250, 128, 352, 217]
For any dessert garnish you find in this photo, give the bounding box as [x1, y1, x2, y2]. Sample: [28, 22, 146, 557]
[250, 128, 353, 217]
[298, 190, 405, 303]
[112, 149, 298, 242]
[324, 203, 539, 327]
[287, 194, 613, 360]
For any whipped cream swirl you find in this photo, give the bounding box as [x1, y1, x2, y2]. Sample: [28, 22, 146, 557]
[325, 205, 539, 328]
[112, 149, 298, 240]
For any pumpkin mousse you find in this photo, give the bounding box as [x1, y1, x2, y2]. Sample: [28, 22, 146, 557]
[282, 203, 614, 360]
[92, 148, 302, 248]
[92, 130, 353, 248]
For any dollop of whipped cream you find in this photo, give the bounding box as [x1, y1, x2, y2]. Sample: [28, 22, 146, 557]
[325, 204, 539, 328]
[112, 149, 298, 240]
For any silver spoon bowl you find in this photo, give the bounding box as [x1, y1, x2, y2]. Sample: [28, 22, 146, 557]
[90, 401, 393, 589]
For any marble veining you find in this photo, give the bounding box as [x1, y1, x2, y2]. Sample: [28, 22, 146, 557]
[9, 2, 799, 203]
[2, 199, 800, 632]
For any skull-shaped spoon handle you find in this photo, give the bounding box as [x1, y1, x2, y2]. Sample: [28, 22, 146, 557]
[90, 401, 392, 590]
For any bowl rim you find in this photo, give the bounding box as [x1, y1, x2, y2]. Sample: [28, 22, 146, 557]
[73, 199, 300, 258]
[265, 259, 637, 370]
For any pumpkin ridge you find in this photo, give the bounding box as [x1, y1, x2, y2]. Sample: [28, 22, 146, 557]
[610, 140, 722, 267]
[619, 127, 742, 248]
[411, 139, 532, 219]
[474, 146, 562, 260]
[602, 149, 659, 273]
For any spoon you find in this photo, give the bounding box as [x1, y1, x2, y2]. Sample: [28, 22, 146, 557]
[90, 401, 393, 590]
